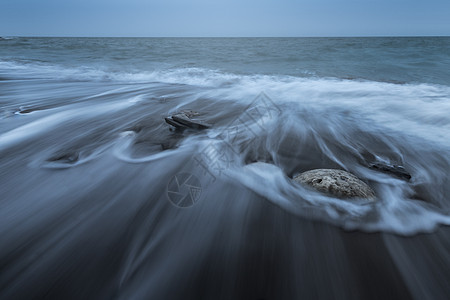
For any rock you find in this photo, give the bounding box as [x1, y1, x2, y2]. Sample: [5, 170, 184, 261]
[48, 152, 79, 164]
[164, 111, 211, 130]
[293, 169, 376, 200]
[179, 110, 200, 118]
[172, 113, 211, 129]
[164, 115, 189, 129]
[18, 107, 39, 114]
[369, 162, 411, 180]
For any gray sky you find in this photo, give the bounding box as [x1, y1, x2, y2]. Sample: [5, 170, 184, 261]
[1, 0, 449, 37]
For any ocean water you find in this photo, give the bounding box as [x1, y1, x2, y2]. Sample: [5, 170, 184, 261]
[0, 37, 449, 299]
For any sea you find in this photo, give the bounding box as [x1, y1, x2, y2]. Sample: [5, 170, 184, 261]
[0, 37, 449, 299]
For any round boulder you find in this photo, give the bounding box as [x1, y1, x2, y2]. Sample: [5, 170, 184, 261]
[293, 169, 376, 200]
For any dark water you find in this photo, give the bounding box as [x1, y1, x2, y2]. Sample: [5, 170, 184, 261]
[0, 37, 449, 299]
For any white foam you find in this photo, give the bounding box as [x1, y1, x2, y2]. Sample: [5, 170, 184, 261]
[0, 100, 137, 152]
[228, 162, 450, 235]
[2, 61, 450, 236]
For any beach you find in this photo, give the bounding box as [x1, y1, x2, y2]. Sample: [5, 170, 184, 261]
[0, 37, 449, 299]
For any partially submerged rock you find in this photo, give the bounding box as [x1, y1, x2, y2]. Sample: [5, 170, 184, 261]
[47, 152, 79, 164]
[369, 162, 411, 180]
[164, 114, 189, 129]
[293, 169, 376, 200]
[164, 111, 211, 130]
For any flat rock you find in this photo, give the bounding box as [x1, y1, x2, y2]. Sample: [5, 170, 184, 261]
[165, 111, 211, 130]
[48, 152, 79, 164]
[293, 169, 376, 200]
[369, 162, 411, 180]
[164, 115, 189, 129]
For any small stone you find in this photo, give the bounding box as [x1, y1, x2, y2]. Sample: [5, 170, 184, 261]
[165, 111, 211, 130]
[172, 113, 211, 129]
[164, 115, 189, 129]
[48, 152, 79, 164]
[293, 169, 376, 200]
[369, 162, 411, 180]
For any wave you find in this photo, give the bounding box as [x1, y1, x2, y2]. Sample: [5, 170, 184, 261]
[1, 59, 450, 235]
[103, 115, 450, 235]
[2, 59, 449, 147]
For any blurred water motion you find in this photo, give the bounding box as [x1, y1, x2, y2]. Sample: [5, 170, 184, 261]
[1, 37, 450, 299]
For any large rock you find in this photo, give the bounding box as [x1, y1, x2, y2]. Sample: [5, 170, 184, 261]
[293, 169, 376, 200]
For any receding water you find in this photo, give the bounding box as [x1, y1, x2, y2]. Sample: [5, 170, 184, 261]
[0, 37, 449, 299]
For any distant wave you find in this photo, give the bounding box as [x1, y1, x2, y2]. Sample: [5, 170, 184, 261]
[2, 59, 450, 148]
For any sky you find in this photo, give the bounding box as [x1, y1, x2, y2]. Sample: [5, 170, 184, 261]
[1, 0, 449, 37]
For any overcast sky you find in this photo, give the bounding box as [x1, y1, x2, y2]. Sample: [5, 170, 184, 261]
[1, 0, 449, 37]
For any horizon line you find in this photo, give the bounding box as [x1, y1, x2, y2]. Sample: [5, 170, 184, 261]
[2, 35, 449, 39]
